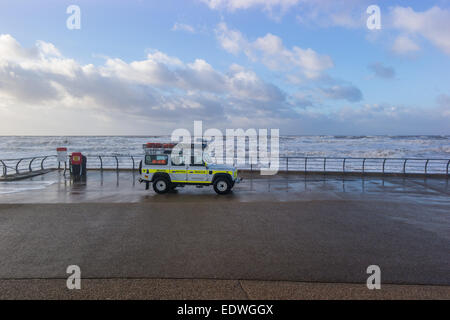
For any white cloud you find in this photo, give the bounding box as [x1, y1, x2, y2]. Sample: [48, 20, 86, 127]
[146, 50, 184, 66]
[391, 6, 450, 55]
[172, 23, 196, 33]
[215, 23, 248, 55]
[0, 34, 296, 134]
[201, 0, 367, 25]
[201, 0, 299, 13]
[295, 0, 368, 28]
[36, 40, 61, 57]
[215, 23, 333, 78]
[0, 34, 34, 62]
[391, 35, 420, 55]
[226, 64, 285, 102]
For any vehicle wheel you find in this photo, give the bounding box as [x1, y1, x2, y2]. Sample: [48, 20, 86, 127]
[213, 177, 231, 195]
[153, 177, 169, 194]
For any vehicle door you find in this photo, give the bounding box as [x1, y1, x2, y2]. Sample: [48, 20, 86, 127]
[169, 152, 187, 182]
[187, 154, 208, 182]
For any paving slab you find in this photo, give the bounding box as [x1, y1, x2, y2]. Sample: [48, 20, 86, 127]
[0, 279, 448, 300]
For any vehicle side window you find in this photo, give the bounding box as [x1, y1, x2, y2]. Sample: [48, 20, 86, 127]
[145, 155, 168, 165]
[171, 153, 185, 166]
[190, 155, 205, 167]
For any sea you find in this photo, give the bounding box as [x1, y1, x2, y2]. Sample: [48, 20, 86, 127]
[0, 135, 449, 160]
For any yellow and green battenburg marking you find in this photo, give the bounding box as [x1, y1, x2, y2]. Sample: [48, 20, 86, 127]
[141, 168, 234, 176]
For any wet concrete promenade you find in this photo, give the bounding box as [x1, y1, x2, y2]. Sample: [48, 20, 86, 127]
[1, 170, 449, 204]
[0, 170, 449, 299]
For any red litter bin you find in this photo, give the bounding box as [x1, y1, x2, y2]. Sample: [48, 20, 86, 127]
[70, 152, 87, 177]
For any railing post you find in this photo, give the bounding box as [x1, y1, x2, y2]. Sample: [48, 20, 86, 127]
[343, 158, 346, 173]
[304, 158, 307, 173]
[40, 156, 48, 170]
[1, 160, 6, 177]
[29, 158, 35, 172]
[99, 156, 103, 171]
[15, 159, 22, 174]
[115, 156, 119, 171]
[286, 157, 289, 171]
[382, 158, 386, 174]
[131, 156, 135, 171]
[425, 159, 429, 175]
[323, 158, 326, 173]
[447, 160, 450, 176]
[362, 158, 366, 174]
[403, 159, 407, 175]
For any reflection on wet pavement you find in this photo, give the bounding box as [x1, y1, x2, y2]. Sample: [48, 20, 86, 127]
[0, 170, 448, 205]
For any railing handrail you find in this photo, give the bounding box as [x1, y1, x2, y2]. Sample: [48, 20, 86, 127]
[4, 154, 449, 161]
[90, 155, 450, 162]
[0, 155, 57, 161]
[278, 156, 450, 161]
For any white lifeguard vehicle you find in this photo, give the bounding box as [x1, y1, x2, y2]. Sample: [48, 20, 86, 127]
[138, 142, 241, 194]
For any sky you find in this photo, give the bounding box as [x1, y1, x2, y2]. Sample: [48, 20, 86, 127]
[0, 0, 449, 135]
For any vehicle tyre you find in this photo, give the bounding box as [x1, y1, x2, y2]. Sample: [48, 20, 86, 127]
[213, 177, 231, 195]
[153, 177, 169, 194]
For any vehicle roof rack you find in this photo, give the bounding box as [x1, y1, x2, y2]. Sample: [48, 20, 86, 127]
[143, 142, 207, 151]
[143, 142, 176, 149]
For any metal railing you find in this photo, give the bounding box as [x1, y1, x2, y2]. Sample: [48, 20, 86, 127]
[1, 154, 449, 177]
[255, 156, 450, 176]
[0, 155, 58, 178]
